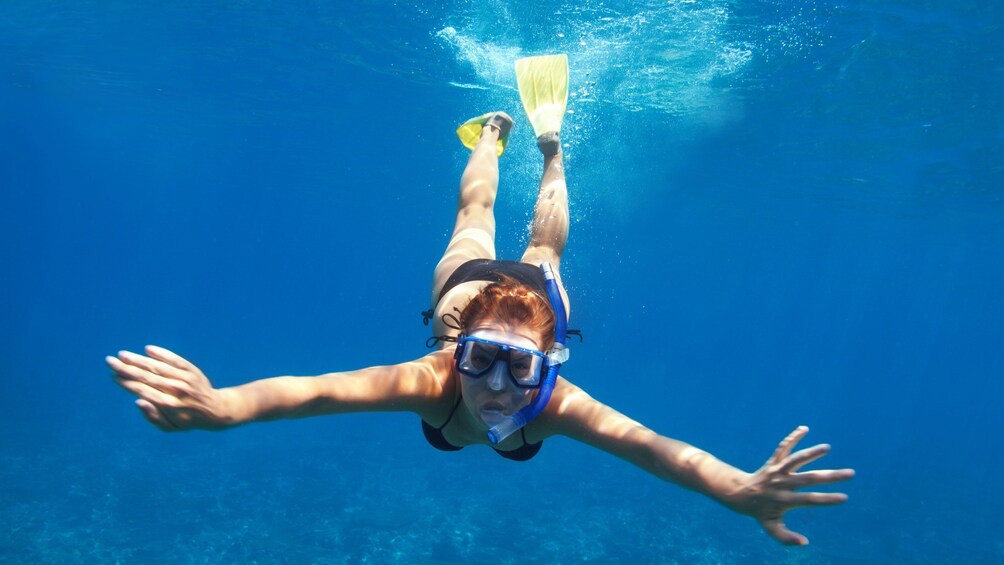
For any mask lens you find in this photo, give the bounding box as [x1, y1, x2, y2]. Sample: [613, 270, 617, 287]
[460, 341, 499, 375]
[508, 350, 538, 383]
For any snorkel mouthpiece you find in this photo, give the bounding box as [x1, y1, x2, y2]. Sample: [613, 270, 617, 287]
[486, 411, 529, 445]
[487, 263, 568, 445]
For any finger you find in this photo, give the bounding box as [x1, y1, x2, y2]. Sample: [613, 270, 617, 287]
[770, 425, 809, 465]
[117, 350, 187, 381]
[762, 518, 808, 546]
[145, 345, 200, 374]
[113, 374, 184, 409]
[785, 491, 849, 507]
[780, 443, 830, 473]
[136, 399, 179, 432]
[787, 468, 856, 488]
[107, 356, 187, 396]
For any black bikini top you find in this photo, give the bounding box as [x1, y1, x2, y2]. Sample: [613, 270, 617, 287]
[420, 393, 543, 462]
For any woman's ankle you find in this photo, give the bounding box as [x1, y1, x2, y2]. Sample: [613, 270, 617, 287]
[537, 132, 561, 156]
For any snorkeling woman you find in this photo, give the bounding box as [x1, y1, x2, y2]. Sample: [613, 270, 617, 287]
[107, 55, 853, 546]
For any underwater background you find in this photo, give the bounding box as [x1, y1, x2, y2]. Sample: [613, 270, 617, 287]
[2, 0, 1002, 563]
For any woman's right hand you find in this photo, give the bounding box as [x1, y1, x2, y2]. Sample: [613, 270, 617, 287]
[107, 345, 235, 431]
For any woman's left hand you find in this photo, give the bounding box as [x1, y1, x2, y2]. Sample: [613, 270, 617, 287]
[722, 426, 854, 546]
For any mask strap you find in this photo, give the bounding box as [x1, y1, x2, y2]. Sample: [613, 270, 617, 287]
[425, 308, 463, 348]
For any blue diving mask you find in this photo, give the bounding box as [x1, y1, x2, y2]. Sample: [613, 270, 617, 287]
[455, 335, 549, 389]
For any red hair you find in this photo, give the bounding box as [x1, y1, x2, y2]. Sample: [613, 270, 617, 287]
[459, 276, 555, 349]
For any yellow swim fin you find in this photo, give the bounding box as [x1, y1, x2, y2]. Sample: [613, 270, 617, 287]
[515, 54, 569, 138]
[456, 112, 513, 157]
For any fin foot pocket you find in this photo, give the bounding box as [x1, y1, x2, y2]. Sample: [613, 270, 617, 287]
[456, 111, 514, 156]
[537, 132, 561, 156]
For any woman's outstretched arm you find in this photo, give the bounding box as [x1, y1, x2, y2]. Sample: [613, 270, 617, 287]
[537, 379, 854, 546]
[107, 345, 451, 431]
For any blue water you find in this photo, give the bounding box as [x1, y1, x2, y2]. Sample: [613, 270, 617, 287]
[2, 1, 1002, 562]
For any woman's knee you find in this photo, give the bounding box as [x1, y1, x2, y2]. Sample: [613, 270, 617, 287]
[458, 178, 497, 210]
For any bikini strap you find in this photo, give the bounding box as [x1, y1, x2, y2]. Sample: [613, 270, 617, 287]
[437, 392, 464, 431]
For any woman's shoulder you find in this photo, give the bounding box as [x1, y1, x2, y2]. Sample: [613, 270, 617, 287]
[524, 377, 593, 441]
[392, 348, 459, 418]
[547, 376, 591, 406]
[417, 347, 456, 373]
[387, 348, 452, 388]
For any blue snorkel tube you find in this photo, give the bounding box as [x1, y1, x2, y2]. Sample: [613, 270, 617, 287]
[487, 263, 569, 445]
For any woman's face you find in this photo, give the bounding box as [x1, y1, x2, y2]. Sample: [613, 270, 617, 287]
[458, 320, 545, 429]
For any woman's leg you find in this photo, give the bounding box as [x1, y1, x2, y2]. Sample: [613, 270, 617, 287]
[431, 122, 504, 306]
[520, 145, 571, 317]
